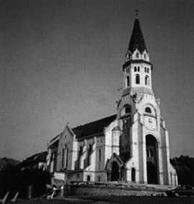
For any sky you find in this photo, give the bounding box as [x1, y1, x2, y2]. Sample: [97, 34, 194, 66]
[0, 0, 194, 160]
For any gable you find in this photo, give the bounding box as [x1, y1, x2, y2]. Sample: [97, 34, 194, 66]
[59, 126, 74, 146]
[49, 114, 117, 144]
[105, 153, 125, 171]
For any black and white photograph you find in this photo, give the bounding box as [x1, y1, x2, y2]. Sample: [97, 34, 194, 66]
[0, 0, 194, 203]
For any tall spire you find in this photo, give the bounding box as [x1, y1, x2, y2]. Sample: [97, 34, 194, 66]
[122, 15, 153, 97]
[127, 15, 147, 54]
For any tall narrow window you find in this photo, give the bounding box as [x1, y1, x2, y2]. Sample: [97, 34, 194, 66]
[134, 66, 137, 72]
[62, 148, 65, 168]
[131, 168, 136, 182]
[79, 146, 83, 156]
[53, 153, 57, 172]
[145, 75, 149, 85]
[86, 144, 92, 166]
[127, 76, 130, 87]
[77, 146, 83, 169]
[99, 149, 101, 162]
[63, 146, 67, 168]
[135, 74, 140, 84]
[65, 148, 68, 168]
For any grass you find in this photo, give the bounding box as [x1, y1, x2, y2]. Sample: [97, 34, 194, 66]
[7, 196, 194, 204]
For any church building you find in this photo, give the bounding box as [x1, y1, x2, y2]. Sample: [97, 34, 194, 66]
[46, 16, 178, 186]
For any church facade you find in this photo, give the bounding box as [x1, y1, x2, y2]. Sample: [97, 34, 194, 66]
[46, 17, 178, 186]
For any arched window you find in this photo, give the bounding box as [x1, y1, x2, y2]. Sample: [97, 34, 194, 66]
[138, 66, 140, 72]
[127, 76, 130, 87]
[145, 75, 149, 85]
[145, 107, 152, 114]
[125, 105, 131, 114]
[131, 168, 136, 182]
[87, 175, 91, 182]
[136, 52, 139, 58]
[144, 67, 150, 73]
[135, 74, 140, 84]
[121, 104, 131, 117]
[134, 66, 137, 72]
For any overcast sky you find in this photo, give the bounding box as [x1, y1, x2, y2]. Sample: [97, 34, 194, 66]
[0, 0, 194, 160]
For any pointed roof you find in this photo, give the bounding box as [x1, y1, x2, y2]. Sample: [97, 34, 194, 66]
[105, 153, 125, 171]
[127, 18, 147, 54]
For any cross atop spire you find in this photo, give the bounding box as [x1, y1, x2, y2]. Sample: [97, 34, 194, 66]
[127, 16, 147, 54]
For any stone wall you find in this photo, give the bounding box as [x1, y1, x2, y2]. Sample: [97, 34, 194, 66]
[64, 183, 171, 197]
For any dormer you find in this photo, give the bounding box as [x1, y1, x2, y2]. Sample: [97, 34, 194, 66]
[132, 49, 141, 60]
[142, 50, 150, 62]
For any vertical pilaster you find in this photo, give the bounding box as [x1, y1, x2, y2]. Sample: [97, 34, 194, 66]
[138, 114, 144, 183]
[158, 143, 164, 185]
[142, 127, 147, 184]
[165, 130, 171, 185]
[71, 139, 78, 170]
[157, 106, 164, 185]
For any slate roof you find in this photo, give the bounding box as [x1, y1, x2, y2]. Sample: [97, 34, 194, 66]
[49, 114, 117, 145]
[73, 114, 117, 140]
[128, 18, 147, 53]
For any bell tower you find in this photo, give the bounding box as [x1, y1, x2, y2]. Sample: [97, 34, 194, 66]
[117, 15, 178, 185]
[122, 16, 153, 97]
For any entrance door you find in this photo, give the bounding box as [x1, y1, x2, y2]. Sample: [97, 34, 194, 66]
[146, 135, 158, 184]
[147, 161, 158, 184]
[111, 161, 119, 181]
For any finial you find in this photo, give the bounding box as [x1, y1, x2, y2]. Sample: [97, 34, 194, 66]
[135, 9, 139, 18]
